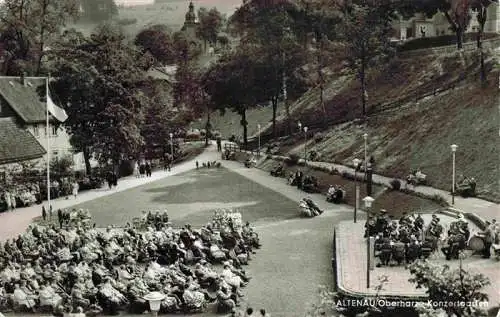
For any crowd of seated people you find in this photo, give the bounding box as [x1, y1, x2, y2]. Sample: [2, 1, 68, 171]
[366, 211, 452, 266]
[0, 209, 260, 316]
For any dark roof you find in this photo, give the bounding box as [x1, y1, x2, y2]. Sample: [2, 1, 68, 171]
[0, 117, 46, 165]
[0, 76, 47, 123]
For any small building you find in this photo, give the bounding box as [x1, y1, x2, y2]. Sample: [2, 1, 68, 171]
[0, 117, 46, 166]
[0, 75, 91, 171]
[394, 4, 500, 40]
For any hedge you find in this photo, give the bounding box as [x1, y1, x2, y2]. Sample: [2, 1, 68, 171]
[398, 32, 498, 51]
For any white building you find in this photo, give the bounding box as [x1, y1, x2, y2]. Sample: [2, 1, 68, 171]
[395, 3, 500, 40]
[0, 75, 94, 171]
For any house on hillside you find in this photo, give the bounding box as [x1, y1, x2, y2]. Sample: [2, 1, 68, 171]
[0, 75, 93, 171]
[394, 3, 500, 40]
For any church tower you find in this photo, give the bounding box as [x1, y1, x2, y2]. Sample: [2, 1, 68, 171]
[182, 1, 199, 38]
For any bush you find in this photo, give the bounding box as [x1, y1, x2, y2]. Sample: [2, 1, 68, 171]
[117, 18, 137, 26]
[119, 160, 135, 177]
[329, 168, 340, 175]
[314, 132, 324, 143]
[341, 170, 356, 181]
[286, 153, 300, 165]
[390, 179, 402, 191]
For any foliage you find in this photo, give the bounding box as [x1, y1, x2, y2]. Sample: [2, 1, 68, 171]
[390, 178, 402, 190]
[408, 260, 490, 317]
[135, 24, 175, 64]
[78, 0, 118, 23]
[203, 45, 269, 147]
[47, 24, 152, 172]
[49, 155, 74, 175]
[0, 0, 79, 75]
[196, 7, 225, 48]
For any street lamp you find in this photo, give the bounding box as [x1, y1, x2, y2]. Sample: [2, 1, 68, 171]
[363, 196, 374, 289]
[451, 144, 458, 205]
[303, 126, 308, 163]
[257, 124, 261, 158]
[298, 121, 302, 134]
[353, 158, 361, 223]
[144, 291, 165, 316]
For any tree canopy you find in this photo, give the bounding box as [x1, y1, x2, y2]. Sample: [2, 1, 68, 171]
[196, 7, 225, 49]
[47, 24, 152, 172]
[0, 0, 79, 75]
[135, 24, 175, 65]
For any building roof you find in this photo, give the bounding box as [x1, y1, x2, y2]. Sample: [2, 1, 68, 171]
[146, 66, 177, 83]
[0, 76, 47, 124]
[0, 117, 46, 165]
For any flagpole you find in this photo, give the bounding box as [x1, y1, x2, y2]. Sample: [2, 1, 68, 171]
[46, 75, 51, 211]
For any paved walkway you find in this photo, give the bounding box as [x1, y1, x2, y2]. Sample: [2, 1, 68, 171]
[0, 147, 216, 241]
[335, 220, 500, 306]
[267, 155, 499, 221]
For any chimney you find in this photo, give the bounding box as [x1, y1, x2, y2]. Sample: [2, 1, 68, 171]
[20, 72, 26, 86]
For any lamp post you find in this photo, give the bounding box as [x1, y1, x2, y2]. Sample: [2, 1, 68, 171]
[451, 144, 458, 205]
[144, 291, 165, 317]
[298, 121, 302, 135]
[363, 196, 374, 289]
[303, 126, 308, 163]
[353, 158, 361, 223]
[257, 124, 261, 158]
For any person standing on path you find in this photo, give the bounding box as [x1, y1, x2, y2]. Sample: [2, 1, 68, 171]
[72, 180, 79, 199]
[42, 206, 47, 221]
[217, 136, 222, 152]
[4, 189, 11, 211]
[57, 209, 63, 229]
[10, 191, 16, 210]
[482, 221, 495, 258]
[145, 162, 152, 177]
[134, 161, 140, 178]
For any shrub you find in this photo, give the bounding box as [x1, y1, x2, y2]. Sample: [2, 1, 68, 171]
[119, 160, 135, 177]
[431, 194, 448, 206]
[286, 153, 300, 165]
[309, 150, 318, 161]
[390, 179, 402, 191]
[341, 171, 356, 180]
[330, 168, 340, 175]
[116, 18, 137, 26]
[314, 132, 324, 143]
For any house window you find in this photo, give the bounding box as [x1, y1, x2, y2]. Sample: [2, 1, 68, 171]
[51, 125, 58, 136]
[33, 124, 39, 137]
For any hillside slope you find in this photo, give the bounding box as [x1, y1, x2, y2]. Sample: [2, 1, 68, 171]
[288, 74, 499, 201]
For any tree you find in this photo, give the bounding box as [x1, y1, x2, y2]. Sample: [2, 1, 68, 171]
[79, 0, 118, 22]
[0, 0, 79, 75]
[196, 7, 225, 51]
[135, 24, 175, 65]
[470, 0, 497, 84]
[47, 24, 151, 174]
[408, 260, 490, 317]
[340, 1, 395, 118]
[204, 46, 268, 148]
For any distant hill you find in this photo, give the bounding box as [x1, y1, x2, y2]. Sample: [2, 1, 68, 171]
[72, 0, 241, 37]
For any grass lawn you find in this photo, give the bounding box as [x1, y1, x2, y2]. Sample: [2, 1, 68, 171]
[34, 167, 299, 228]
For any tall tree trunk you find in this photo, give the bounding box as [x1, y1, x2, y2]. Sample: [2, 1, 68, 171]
[272, 96, 278, 140]
[83, 147, 91, 175]
[360, 56, 367, 118]
[205, 110, 211, 146]
[477, 7, 487, 85]
[456, 28, 464, 49]
[36, 0, 48, 76]
[241, 109, 248, 149]
[317, 39, 327, 127]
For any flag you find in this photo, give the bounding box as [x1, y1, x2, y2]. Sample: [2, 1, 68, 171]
[47, 92, 68, 122]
